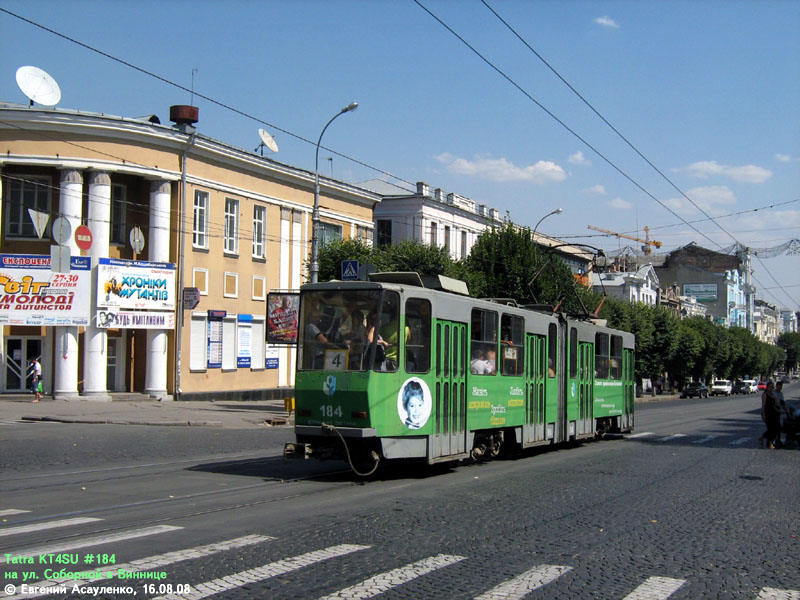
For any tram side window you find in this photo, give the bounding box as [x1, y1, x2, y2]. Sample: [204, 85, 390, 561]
[610, 335, 623, 380]
[470, 309, 497, 375]
[405, 298, 431, 373]
[500, 314, 524, 376]
[547, 323, 557, 377]
[595, 332, 609, 379]
[569, 328, 578, 379]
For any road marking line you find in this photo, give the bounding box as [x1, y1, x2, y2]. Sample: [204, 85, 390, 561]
[5, 534, 274, 600]
[758, 587, 800, 599]
[656, 434, 687, 443]
[627, 432, 654, 438]
[0, 517, 102, 537]
[0, 525, 182, 563]
[319, 554, 466, 599]
[623, 576, 686, 599]
[0, 509, 30, 517]
[473, 564, 573, 600]
[729, 437, 751, 445]
[153, 544, 370, 600]
[692, 435, 720, 444]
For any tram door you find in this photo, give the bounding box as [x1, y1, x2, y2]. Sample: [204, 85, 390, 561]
[576, 341, 594, 436]
[622, 348, 635, 431]
[525, 334, 546, 443]
[433, 320, 467, 458]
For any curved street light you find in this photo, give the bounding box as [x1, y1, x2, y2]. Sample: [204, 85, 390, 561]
[309, 102, 359, 283]
[532, 207, 563, 260]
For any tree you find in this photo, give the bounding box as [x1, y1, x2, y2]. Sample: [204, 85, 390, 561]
[777, 332, 800, 372]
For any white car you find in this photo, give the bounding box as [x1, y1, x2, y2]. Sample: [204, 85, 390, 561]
[711, 379, 732, 396]
[741, 379, 758, 393]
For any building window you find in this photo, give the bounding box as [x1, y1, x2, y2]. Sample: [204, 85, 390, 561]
[224, 272, 238, 298]
[193, 268, 208, 295]
[461, 231, 468, 258]
[430, 221, 438, 246]
[222, 316, 237, 370]
[110, 184, 126, 244]
[444, 225, 451, 253]
[377, 220, 392, 246]
[252, 205, 266, 259]
[193, 190, 209, 249]
[189, 313, 208, 371]
[224, 198, 239, 254]
[319, 222, 342, 247]
[251, 318, 265, 370]
[6, 175, 50, 238]
[252, 275, 266, 301]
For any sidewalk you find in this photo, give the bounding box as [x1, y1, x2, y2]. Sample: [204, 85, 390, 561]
[0, 394, 293, 429]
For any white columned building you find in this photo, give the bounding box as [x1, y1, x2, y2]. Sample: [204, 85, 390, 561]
[82, 171, 112, 400]
[53, 168, 83, 400]
[144, 180, 172, 399]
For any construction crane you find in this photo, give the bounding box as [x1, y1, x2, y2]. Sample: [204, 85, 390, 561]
[587, 225, 663, 255]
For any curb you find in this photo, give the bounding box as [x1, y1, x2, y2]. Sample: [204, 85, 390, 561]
[21, 416, 225, 427]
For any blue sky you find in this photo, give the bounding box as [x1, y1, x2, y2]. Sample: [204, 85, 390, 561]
[2, 0, 798, 311]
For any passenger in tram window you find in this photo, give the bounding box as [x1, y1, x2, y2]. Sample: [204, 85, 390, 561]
[303, 305, 330, 369]
[548, 358, 556, 378]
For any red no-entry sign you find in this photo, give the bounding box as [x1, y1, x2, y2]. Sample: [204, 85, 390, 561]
[75, 225, 93, 251]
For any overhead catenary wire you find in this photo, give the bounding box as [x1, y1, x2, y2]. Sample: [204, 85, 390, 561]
[415, 0, 796, 309]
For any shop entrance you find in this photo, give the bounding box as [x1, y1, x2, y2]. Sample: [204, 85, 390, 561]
[4, 337, 43, 392]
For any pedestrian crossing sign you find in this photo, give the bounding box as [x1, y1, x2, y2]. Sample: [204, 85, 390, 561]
[341, 260, 359, 280]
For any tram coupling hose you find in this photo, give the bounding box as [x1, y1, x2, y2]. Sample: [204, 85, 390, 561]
[321, 422, 380, 477]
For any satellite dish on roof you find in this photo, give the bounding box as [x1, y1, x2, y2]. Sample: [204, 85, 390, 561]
[256, 128, 279, 155]
[16, 66, 62, 107]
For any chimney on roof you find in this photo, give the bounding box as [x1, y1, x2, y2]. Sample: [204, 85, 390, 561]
[434, 188, 444, 202]
[170, 105, 198, 133]
[416, 181, 430, 197]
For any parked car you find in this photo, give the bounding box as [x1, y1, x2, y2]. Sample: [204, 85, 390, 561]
[711, 379, 732, 396]
[681, 382, 710, 398]
[741, 379, 758, 393]
[757, 381, 768, 391]
[732, 380, 748, 394]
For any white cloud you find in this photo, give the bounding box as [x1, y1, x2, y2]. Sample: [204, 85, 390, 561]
[582, 184, 607, 195]
[775, 154, 791, 162]
[435, 153, 567, 184]
[568, 151, 590, 165]
[682, 160, 772, 183]
[610, 197, 632, 210]
[665, 185, 737, 214]
[594, 16, 619, 29]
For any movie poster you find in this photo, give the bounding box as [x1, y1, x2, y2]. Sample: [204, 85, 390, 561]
[267, 292, 299, 344]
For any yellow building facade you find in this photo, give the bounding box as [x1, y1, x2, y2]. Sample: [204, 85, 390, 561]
[0, 103, 378, 400]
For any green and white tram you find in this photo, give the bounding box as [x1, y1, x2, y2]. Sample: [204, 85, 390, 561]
[284, 273, 634, 471]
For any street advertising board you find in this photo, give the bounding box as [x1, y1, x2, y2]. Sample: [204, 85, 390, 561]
[97, 257, 176, 310]
[266, 292, 299, 345]
[0, 254, 91, 326]
[683, 283, 718, 302]
[237, 314, 252, 368]
[95, 310, 175, 329]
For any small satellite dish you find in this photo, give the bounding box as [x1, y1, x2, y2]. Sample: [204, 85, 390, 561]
[16, 66, 62, 107]
[257, 128, 279, 154]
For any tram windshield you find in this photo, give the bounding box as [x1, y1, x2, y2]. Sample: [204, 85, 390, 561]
[298, 289, 399, 372]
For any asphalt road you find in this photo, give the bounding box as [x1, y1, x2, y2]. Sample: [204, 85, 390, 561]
[0, 392, 797, 600]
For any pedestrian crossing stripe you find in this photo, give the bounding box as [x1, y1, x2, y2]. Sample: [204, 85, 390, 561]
[623, 576, 686, 600]
[0, 517, 102, 538]
[474, 564, 573, 600]
[318, 554, 465, 600]
[153, 544, 370, 600]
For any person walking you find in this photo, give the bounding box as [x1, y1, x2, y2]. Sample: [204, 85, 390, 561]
[759, 380, 780, 449]
[774, 381, 786, 448]
[30, 357, 42, 403]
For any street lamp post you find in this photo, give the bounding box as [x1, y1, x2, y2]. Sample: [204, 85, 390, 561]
[532, 207, 563, 252]
[309, 102, 358, 283]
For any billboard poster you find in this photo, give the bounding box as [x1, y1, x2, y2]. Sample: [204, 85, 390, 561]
[0, 254, 91, 326]
[237, 314, 252, 368]
[96, 310, 175, 329]
[97, 257, 176, 311]
[267, 292, 299, 344]
[683, 283, 718, 302]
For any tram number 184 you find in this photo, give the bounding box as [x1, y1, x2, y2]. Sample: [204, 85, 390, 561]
[320, 405, 343, 418]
